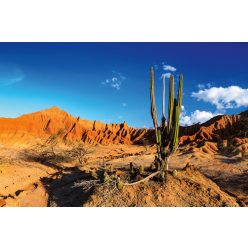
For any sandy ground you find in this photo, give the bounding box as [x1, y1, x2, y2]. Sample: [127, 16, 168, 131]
[0, 144, 247, 207]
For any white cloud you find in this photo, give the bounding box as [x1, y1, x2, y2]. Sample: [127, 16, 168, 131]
[101, 71, 126, 90]
[206, 83, 212, 88]
[197, 84, 205, 90]
[192, 86, 248, 110]
[163, 65, 176, 72]
[162, 73, 172, 79]
[180, 109, 220, 126]
[111, 82, 121, 90]
[197, 83, 212, 90]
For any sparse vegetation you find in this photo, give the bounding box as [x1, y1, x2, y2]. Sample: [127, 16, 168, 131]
[241, 150, 248, 161]
[217, 138, 240, 156]
[66, 144, 92, 165]
[22, 140, 92, 169]
[22, 143, 72, 166]
[91, 170, 98, 179]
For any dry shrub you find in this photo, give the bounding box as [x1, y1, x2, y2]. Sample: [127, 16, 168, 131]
[22, 142, 93, 166]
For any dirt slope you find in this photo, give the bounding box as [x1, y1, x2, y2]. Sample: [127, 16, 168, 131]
[85, 166, 239, 207]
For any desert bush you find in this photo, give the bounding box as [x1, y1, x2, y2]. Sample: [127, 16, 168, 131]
[22, 142, 92, 167]
[91, 170, 98, 179]
[22, 143, 72, 165]
[66, 144, 92, 165]
[217, 138, 239, 156]
[241, 150, 248, 161]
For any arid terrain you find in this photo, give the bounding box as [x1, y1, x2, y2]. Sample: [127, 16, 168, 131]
[0, 107, 248, 207]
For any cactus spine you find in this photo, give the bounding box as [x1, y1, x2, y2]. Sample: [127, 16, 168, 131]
[150, 67, 183, 171]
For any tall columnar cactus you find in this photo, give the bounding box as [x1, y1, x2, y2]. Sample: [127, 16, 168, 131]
[150, 67, 183, 171]
[167, 75, 174, 134]
[150, 67, 161, 158]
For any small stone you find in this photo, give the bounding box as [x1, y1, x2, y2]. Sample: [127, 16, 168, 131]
[0, 199, 6, 207]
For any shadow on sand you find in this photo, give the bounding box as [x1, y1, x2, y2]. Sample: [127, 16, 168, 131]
[210, 171, 248, 206]
[41, 167, 95, 207]
[217, 157, 244, 164]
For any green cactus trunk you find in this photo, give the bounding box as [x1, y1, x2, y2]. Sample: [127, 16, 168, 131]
[167, 75, 174, 134]
[150, 67, 161, 159]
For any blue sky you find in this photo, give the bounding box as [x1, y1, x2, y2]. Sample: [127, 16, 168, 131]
[0, 43, 248, 127]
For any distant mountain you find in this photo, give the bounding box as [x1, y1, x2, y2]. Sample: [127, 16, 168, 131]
[180, 110, 248, 145]
[0, 106, 146, 146]
[0, 106, 247, 151]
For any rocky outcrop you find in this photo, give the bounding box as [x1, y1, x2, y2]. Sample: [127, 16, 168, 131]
[179, 111, 248, 145]
[0, 106, 247, 149]
[0, 106, 147, 146]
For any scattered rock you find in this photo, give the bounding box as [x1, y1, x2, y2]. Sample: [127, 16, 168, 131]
[0, 199, 6, 207]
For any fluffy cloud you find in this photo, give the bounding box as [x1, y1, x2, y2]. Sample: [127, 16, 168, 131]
[101, 71, 126, 90]
[197, 84, 205, 90]
[162, 73, 172, 79]
[163, 65, 176, 72]
[192, 86, 248, 110]
[197, 83, 212, 90]
[180, 109, 220, 126]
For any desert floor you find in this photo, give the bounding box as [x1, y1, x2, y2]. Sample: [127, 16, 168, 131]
[0, 144, 247, 207]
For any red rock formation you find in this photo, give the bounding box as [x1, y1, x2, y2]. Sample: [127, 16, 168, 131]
[179, 110, 248, 145]
[0, 106, 247, 149]
[0, 106, 147, 146]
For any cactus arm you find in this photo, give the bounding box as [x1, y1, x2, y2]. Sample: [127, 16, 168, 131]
[167, 75, 174, 134]
[172, 105, 180, 152]
[161, 74, 166, 132]
[150, 67, 161, 157]
[171, 75, 183, 152]
[162, 74, 165, 120]
[177, 75, 183, 111]
[150, 67, 158, 136]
